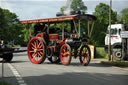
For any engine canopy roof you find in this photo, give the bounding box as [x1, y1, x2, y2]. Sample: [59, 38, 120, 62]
[20, 14, 96, 24]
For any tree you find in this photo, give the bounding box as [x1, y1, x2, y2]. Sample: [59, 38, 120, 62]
[61, 0, 87, 13]
[119, 8, 128, 23]
[71, 0, 87, 12]
[0, 8, 8, 40]
[92, 3, 117, 46]
[0, 8, 24, 45]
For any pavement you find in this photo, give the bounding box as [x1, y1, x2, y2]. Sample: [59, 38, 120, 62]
[0, 51, 128, 85]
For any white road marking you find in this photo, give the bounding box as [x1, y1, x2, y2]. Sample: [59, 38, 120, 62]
[7, 63, 27, 85]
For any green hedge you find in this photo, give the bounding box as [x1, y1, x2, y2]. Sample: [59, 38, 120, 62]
[0, 81, 11, 85]
[95, 47, 107, 58]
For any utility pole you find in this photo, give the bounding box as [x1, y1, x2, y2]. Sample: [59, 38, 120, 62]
[2, 59, 4, 85]
[108, 0, 112, 61]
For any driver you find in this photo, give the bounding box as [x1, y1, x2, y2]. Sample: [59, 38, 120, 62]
[34, 23, 49, 44]
[0, 40, 5, 48]
[34, 23, 47, 35]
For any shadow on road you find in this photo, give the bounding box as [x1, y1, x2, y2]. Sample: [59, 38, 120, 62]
[22, 72, 128, 85]
[65, 62, 112, 67]
[10, 60, 28, 63]
[0, 60, 28, 63]
[1, 69, 127, 85]
[43, 61, 112, 67]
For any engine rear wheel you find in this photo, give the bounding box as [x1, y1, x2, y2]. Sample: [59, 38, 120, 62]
[60, 44, 71, 65]
[27, 37, 46, 64]
[79, 45, 91, 66]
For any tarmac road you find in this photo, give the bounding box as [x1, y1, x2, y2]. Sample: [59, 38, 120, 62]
[0, 51, 128, 85]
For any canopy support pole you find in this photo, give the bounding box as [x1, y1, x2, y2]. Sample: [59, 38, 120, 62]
[62, 23, 65, 40]
[73, 20, 78, 35]
[78, 20, 81, 38]
[89, 21, 95, 38]
[47, 23, 50, 34]
[88, 21, 90, 37]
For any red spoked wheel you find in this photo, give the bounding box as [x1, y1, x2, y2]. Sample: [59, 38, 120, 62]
[60, 44, 71, 65]
[27, 37, 46, 64]
[79, 45, 91, 66]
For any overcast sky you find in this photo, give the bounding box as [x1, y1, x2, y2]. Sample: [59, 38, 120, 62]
[0, 0, 128, 20]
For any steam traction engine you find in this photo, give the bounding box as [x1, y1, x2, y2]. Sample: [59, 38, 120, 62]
[20, 14, 96, 66]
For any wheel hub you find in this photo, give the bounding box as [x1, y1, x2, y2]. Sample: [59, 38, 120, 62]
[34, 49, 37, 53]
[82, 53, 87, 57]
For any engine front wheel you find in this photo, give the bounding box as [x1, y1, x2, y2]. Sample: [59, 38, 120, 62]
[27, 37, 46, 64]
[60, 44, 71, 65]
[79, 45, 91, 66]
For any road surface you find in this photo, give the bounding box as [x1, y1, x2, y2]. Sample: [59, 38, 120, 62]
[0, 52, 128, 85]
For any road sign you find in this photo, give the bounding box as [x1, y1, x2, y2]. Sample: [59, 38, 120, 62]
[121, 31, 128, 38]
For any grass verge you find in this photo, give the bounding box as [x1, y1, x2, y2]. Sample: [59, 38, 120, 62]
[101, 61, 128, 67]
